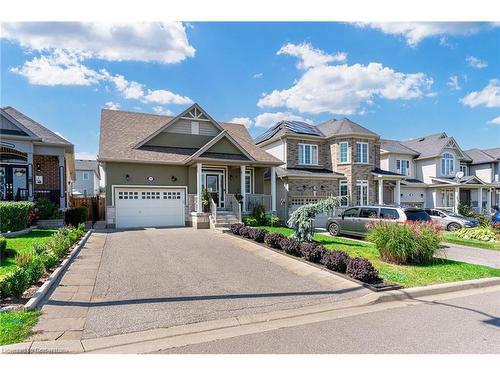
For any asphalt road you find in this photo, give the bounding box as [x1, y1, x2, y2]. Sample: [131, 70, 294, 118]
[160, 289, 500, 354]
[82, 228, 366, 339]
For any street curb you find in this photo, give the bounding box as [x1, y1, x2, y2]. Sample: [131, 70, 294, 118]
[1, 275, 499, 354]
[24, 230, 93, 311]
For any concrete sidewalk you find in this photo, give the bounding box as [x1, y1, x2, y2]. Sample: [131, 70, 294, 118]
[438, 243, 500, 269]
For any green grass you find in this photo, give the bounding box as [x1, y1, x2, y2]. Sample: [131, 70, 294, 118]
[442, 231, 500, 251]
[0, 229, 57, 276]
[0, 310, 41, 345]
[260, 226, 500, 288]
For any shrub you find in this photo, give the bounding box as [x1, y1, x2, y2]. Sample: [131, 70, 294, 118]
[230, 223, 245, 235]
[321, 250, 351, 273]
[252, 205, 268, 226]
[0, 268, 31, 298]
[251, 228, 268, 243]
[458, 203, 474, 217]
[15, 251, 34, 268]
[0, 201, 33, 233]
[300, 243, 325, 263]
[454, 226, 496, 242]
[35, 198, 59, 220]
[367, 221, 441, 265]
[279, 237, 302, 256]
[0, 237, 6, 261]
[239, 226, 251, 238]
[243, 217, 258, 227]
[32, 242, 48, 255]
[39, 252, 59, 270]
[474, 213, 492, 227]
[264, 232, 285, 249]
[46, 231, 71, 258]
[269, 215, 280, 227]
[64, 207, 88, 227]
[24, 256, 45, 284]
[346, 258, 380, 284]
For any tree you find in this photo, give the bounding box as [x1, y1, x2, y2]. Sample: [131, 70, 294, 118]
[287, 196, 340, 242]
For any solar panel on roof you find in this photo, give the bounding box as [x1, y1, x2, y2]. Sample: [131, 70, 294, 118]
[285, 121, 323, 136]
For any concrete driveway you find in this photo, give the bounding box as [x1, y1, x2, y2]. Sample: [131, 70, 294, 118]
[34, 228, 368, 340]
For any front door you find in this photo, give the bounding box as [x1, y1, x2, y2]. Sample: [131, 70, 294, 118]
[205, 174, 221, 207]
[0, 165, 28, 201]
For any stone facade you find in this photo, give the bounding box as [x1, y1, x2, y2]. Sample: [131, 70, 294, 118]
[287, 178, 339, 198]
[286, 138, 332, 170]
[33, 155, 60, 190]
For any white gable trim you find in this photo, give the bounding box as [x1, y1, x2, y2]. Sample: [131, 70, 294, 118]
[0, 109, 40, 139]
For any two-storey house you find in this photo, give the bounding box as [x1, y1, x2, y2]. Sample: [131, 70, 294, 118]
[73, 159, 101, 197]
[256, 118, 399, 226]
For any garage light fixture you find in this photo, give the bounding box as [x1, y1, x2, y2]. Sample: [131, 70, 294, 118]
[125, 174, 130, 181]
[171, 175, 178, 182]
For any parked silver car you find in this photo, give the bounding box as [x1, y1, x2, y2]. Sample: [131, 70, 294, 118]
[424, 209, 479, 231]
[326, 205, 432, 237]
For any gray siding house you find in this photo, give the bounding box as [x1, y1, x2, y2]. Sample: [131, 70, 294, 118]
[73, 159, 101, 197]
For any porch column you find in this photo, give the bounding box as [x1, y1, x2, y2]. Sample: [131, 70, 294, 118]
[58, 155, 66, 209]
[271, 166, 277, 213]
[454, 186, 460, 213]
[377, 179, 383, 205]
[27, 151, 34, 201]
[196, 162, 202, 213]
[240, 165, 246, 212]
[479, 187, 483, 212]
[395, 179, 401, 206]
[486, 188, 492, 213]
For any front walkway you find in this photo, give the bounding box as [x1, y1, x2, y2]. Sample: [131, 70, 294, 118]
[31, 228, 369, 341]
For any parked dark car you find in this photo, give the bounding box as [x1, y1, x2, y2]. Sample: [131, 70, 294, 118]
[327, 206, 432, 237]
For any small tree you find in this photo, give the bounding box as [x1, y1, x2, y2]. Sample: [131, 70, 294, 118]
[287, 196, 340, 242]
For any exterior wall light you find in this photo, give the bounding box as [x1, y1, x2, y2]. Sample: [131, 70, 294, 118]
[171, 175, 178, 182]
[125, 174, 130, 181]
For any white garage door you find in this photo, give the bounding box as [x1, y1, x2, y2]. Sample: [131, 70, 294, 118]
[115, 188, 185, 228]
[289, 197, 333, 230]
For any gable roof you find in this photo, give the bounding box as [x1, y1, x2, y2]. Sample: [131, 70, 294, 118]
[401, 132, 470, 161]
[1, 106, 73, 147]
[254, 120, 324, 145]
[99, 108, 282, 166]
[380, 139, 420, 156]
[317, 118, 379, 138]
[463, 148, 497, 165]
[75, 159, 100, 178]
[483, 147, 500, 160]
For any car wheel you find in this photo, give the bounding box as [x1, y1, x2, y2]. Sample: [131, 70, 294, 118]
[328, 222, 340, 236]
[447, 222, 461, 231]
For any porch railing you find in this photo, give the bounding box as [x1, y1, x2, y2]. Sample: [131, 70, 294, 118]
[231, 194, 242, 223]
[246, 194, 271, 213]
[209, 196, 217, 223]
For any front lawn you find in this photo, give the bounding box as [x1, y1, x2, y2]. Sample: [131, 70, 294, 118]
[0, 310, 40, 345]
[442, 232, 500, 251]
[260, 226, 500, 288]
[0, 229, 57, 276]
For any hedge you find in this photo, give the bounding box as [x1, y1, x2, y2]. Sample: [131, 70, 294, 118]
[0, 202, 33, 233]
[64, 206, 88, 227]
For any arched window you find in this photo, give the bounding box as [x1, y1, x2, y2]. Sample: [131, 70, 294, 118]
[441, 152, 455, 176]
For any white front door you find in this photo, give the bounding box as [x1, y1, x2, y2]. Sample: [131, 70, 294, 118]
[115, 187, 185, 228]
[202, 169, 225, 208]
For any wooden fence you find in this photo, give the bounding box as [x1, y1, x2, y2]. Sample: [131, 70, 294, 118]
[69, 196, 105, 222]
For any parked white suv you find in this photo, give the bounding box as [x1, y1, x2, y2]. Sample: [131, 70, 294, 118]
[326, 206, 432, 237]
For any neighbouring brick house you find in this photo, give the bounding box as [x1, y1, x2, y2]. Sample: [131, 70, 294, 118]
[0, 106, 75, 208]
[256, 118, 396, 226]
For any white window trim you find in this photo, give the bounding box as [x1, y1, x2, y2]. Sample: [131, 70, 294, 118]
[245, 168, 254, 195]
[82, 171, 90, 181]
[338, 141, 349, 164]
[396, 159, 410, 176]
[460, 164, 468, 176]
[355, 142, 369, 164]
[441, 152, 455, 176]
[356, 180, 369, 206]
[339, 179, 349, 207]
[298, 143, 319, 165]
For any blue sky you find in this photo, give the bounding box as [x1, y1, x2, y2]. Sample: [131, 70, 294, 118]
[1, 22, 499, 158]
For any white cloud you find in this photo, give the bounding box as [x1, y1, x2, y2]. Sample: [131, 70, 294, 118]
[258, 48, 433, 115]
[253, 73, 263, 79]
[466, 55, 488, 69]
[152, 106, 174, 116]
[487, 116, 500, 125]
[277, 43, 347, 69]
[2, 22, 195, 64]
[356, 22, 490, 46]
[75, 151, 97, 160]
[461, 79, 500, 108]
[229, 117, 254, 128]
[10, 50, 100, 86]
[143, 89, 192, 105]
[447, 75, 461, 91]
[254, 112, 313, 128]
[104, 101, 120, 110]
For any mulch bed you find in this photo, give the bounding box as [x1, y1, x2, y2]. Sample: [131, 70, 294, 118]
[227, 232, 401, 292]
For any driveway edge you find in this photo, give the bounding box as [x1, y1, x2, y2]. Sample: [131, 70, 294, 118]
[24, 230, 93, 311]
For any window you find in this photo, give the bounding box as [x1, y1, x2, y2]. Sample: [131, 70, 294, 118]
[356, 180, 369, 206]
[460, 164, 468, 176]
[343, 207, 359, 217]
[441, 153, 455, 176]
[380, 208, 399, 220]
[82, 171, 90, 180]
[191, 121, 199, 135]
[355, 142, 368, 164]
[339, 180, 349, 206]
[339, 142, 349, 163]
[404, 209, 431, 222]
[245, 170, 253, 194]
[359, 207, 378, 218]
[441, 189, 455, 208]
[298, 143, 318, 165]
[396, 159, 410, 176]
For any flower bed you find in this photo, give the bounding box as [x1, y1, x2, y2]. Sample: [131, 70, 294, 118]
[0, 224, 86, 300]
[229, 224, 398, 291]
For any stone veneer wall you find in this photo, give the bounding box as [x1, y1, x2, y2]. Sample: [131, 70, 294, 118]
[287, 178, 339, 198]
[33, 155, 60, 190]
[286, 138, 332, 170]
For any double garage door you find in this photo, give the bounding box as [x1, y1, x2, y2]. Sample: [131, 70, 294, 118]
[115, 187, 185, 228]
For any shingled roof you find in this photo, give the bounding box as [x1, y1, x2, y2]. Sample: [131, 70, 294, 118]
[76, 159, 100, 178]
[401, 132, 471, 161]
[464, 148, 499, 165]
[317, 118, 379, 138]
[99, 109, 282, 165]
[380, 139, 420, 156]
